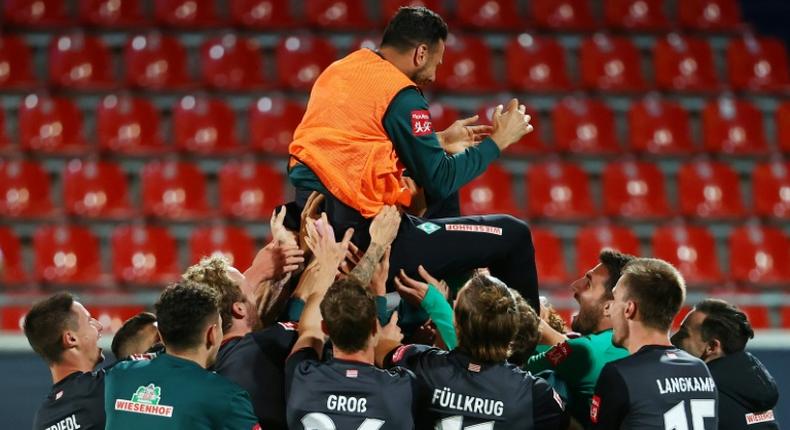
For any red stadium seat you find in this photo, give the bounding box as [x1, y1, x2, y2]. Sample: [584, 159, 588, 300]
[218, 161, 284, 220]
[0, 227, 28, 285]
[526, 161, 596, 219]
[0, 159, 54, 218]
[97, 94, 166, 155]
[19, 94, 87, 154]
[435, 35, 497, 93]
[154, 0, 221, 27]
[602, 160, 671, 219]
[531, 0, 596, 31]
[173, 96, 239, 154]
[552, 97, 619, 154]
[306, 0, 371, 29]
[230, 0, 297, 29]
[477, 102, 545, 154]
[679, 0, 740, 31]
[739, 305, 771, 329]
[200, 35, 266, 90]
[604, 0, 669, 30]
[628, 96, 695, 154]
[678, 161, 744, 219]
[63, 159, 132, 219]
[0, 110, 12, 151]
[48, 33, 114, 89]
[112, 225, 180, 286]
[459, 163, 519, 216]
[727, 35, 790, 92]
[580, 34, 646, 92]
[381, 0, 447, 23]
[34, 225, 104, 286]
[79, 0, 146, 27]
[575, 225, 640, 272]
[753, 161, 790, 219]
[88, 305, 147, 334]
[729, 225, 790, 286]
[505, 34, 572, 91]
[427, 102, 460, 134]
[141, 160, 210, 219]
[124, 33, 192, 90]
[0, 36, 36, 89]
[249, 97, 304, 155]
[531, 228, 568, 286]
[652, 225, 723, 285]
[781, 306, 790, 329]
[276, 34, 336, 91]
[654, 34, 719, 92]
[457, 0, 522, 30]
[189, 226, 256, 270]
[778, 102, 790, 153]
[673, 306, 692, 331]
[3, 0, 70, 26]
[702, 97, 767, 155]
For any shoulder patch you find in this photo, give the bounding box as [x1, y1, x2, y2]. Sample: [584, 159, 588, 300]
[590, 394, 601, 423]
[392, 345, 411, 363]
[278, 321, 298, 331]
[546, 341, 572, 366]
[411, 110, 433, 136]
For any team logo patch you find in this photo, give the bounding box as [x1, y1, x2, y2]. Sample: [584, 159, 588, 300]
[468, 363, 481, 372]
[55, 390, 63, 400]
[411, 110, 433, 136]
[546, 341, 572, 366]
[745, 410, 775, 425]
[417, 222, 441, 235]
[115, 384, 174, 418]
[590, 395, 601, 423]
[346, 369, 359, 378]
[392, 345, 411, 363]
[445, 224, 503, 236]
[279, 321, 298, 331]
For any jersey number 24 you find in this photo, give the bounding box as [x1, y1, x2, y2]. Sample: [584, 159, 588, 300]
[301, 412, 384, 430]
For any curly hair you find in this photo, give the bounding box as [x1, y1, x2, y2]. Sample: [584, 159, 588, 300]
[508, 290, 541, 367]
[155, 281, 221, 350]
[454, 274, 521, 363]
[183, 256, 244, 333]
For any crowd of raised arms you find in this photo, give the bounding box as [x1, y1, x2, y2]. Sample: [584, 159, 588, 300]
[23, 196, 779, 430]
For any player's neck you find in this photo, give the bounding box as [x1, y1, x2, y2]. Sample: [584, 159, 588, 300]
[596, 319, 613, 333]
[333, 346, 375, 365]
[378, 47, 413, 78]
[50, 355, 94, 384]
[625, 326, 672, 354]
[224, 320, 251, 341]
[166, 347, 210, 369]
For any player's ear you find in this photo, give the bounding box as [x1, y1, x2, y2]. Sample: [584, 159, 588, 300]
[231, 301, 246, 319]
[705, 338, 722, 358]
[624, 300, 637, 320]
[62, 329, 78, 349]
[413, 43, 429, 67]
[321, 320, 329, 337]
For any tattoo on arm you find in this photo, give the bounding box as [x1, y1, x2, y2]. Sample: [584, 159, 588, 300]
[350, 242, 386, 287]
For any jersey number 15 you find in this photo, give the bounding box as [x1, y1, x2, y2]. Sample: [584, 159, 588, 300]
[663, 399, 716, 430]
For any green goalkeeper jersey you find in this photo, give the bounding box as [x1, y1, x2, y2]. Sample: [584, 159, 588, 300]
[526, 329, 628, 427]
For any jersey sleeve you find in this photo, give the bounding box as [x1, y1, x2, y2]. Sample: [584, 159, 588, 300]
[532, 377, 571, 430]
[222, 388, 261, 430]
[525, 338, 593, 381]
[590, 363, 629, 429]
[384, 343, 436, 370]
[285, 347, 320, 397]
[420, 285, 457, 350]
[383, 88, 500, 201]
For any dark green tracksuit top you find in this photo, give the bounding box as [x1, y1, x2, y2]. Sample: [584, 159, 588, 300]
[104, 353, 259, 430]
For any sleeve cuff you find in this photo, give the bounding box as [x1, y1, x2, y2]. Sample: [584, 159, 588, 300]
[284, 298, 305, 322]
[376, 296, 390, 326]
[478, 136, 501, 161]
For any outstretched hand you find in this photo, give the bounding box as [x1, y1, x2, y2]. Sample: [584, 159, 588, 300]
[305, 213, 354, 274]
[437, 115, 493, 154]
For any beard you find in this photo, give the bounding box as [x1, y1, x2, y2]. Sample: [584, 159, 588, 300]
[571, 300, 605, 335]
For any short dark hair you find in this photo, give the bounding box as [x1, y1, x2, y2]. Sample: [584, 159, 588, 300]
[111, 312, 157, 359]
[24, 293, 78, 364]
[381, 6, 448, 52]
[455, 274, 521, 363]
[620, 258, 686, 332]
[182, 256, 244, 333]
[320, 278, 377, 353]
[599, 249, 636, 298]
[155, 282, 221, 351]
[695, 299, 754, 354]
[508, 290, 541, 367]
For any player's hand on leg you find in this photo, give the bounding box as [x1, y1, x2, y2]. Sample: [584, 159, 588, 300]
[490, 98, 534, 152]
[370, 246, 391, 296]
[369, 205, 402, 247]
[270, 206, 298, 246]
[395, 265, 446, 307]
[299, 191, 325, 254]
[305, 213, 354, 274]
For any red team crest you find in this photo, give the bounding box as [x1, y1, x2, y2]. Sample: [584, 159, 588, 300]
[411, 110, 433, 136]
[546, 341, 572, 366]
[590, 395, 601, 423]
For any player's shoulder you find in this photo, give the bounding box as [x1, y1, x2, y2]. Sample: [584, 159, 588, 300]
[380, 364, 417, 381]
